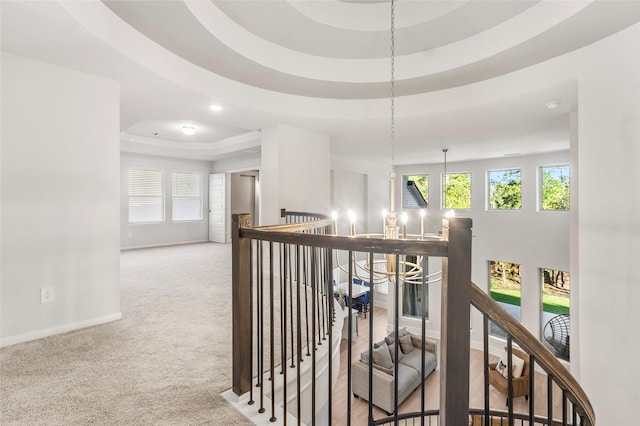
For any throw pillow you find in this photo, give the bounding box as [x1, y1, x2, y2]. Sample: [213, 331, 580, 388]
[496, 351, 525, 378]
[387, 342, 404, 362]
[399, 334, 414, 354]
[372, 341, 393, 369]
[384, 327, 409, 345]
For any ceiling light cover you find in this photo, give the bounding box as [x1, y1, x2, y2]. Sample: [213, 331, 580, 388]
[209, 104, 223, 112]
[182, 126, 195, 135]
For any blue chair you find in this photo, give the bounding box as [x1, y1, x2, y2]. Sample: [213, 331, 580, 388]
[352, 278, 371, 318]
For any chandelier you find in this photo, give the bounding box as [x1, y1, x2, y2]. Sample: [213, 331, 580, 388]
[331, 0, 442, 289]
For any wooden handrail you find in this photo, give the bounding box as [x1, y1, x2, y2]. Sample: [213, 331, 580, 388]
[470, 283, 596, 425]
[280, 208, 330, 220]
[241, 227, 448, 256]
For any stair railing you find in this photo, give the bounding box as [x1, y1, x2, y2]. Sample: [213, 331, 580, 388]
[471, 283, 596, 426]
[231, 211, 594, 426]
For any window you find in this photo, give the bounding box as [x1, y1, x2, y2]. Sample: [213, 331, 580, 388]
[402, 255, 428, 319]
[442, 172, 471, 209]
[488, 260, 521, 338]
[402, 175, 428, 208]
[128, 168, 164, 223]
[488, 169, 521, 210]
[172, 171, 203, 221]
[541, 268, 570, 361]
[540, 165, 570, 210]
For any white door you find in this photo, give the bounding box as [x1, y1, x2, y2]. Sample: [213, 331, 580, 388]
[209, 173, 226, 243]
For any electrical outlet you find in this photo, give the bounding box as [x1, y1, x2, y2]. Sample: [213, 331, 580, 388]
[41, 286, 55, 303]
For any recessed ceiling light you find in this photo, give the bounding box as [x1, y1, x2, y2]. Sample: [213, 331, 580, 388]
[182, 126, 195, 136]
[209, 104, 223, 112]
[545, 100, 561, 109]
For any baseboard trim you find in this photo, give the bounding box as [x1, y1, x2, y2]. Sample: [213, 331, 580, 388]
[0, 312, 123, 348]
[120, 240, 210, 251]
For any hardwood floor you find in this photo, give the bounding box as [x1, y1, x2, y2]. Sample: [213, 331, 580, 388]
[331, 306, 568, 425]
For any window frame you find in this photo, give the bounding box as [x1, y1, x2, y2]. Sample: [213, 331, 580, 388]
[540, 267, 571, 361]
[171, 170, 203, 222]
[401, 174, 429, 209]
[128, 167, 165, 224]
[539, 164, 570, 211]
[487, 168, 522, 211]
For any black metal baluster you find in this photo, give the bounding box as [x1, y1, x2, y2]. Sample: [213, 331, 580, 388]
[282, 243, 288, 426]
[311, 247, 318, 426]
[529, 354, 535, 425]
[327, 248, 334, 426]
[367, 252, 375, 426]
[249, 239, 254, 406]
[304, 245, 311, 357]
[269, 242, 277, 423]
[296, 245, 302, 425]
[347, 250, 353, 426]
[258, 241, 265, 413]
[420, 255, 427, 426]
[394, 253, 400, 424]
[562, 389, 568, 426]
[280, 244, 286, 375]
[507, 336, 514, 424]
[548, 374, 554, 426]
[289, 244, 295, 369]
[483, 314, 490, 426]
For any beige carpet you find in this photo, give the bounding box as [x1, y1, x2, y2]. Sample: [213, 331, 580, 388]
[1, 243, 252, 426]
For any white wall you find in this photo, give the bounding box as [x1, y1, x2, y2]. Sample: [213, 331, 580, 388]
[1, 53, 121, 345]
[575, 23, 640, 425]
[331, 170, 367, 234]
[120, 153, 211, 249]
[261, 124, 331, 225]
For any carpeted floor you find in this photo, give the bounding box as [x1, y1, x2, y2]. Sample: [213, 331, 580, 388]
[0, 242, 252, 425]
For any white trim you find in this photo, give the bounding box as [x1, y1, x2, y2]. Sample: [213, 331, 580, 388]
[0, 312, 122, 348]
[120, 239, 210, 251]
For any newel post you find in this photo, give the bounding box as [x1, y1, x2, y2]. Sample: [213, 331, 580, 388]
[440, 217, 473, 424]
[232, 213, 252, 395]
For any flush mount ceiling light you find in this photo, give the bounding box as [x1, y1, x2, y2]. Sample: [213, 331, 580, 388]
[545, 100, 561, 109]
[182, 126, 195, 135]
[209, 104, 223, 112]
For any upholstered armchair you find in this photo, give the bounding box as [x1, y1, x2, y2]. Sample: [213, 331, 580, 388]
[488, 347, 530, 405]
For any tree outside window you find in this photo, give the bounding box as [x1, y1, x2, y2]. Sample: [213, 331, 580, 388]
[488, 260, 521, 338]
[442, 172, 471, 209]
[489, 169, 522, 210]
[541, 165, 570, 210]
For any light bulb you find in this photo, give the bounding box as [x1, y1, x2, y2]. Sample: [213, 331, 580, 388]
[445, 209, 456, 218]
[419, 209, 426, 218]
[348, 210, 356, 223]
[331, 211, 338, 221]
[401, 212, 408, 224]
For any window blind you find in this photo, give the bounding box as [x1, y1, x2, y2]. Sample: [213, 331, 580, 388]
[172, 172, 202, 221]
[128, 168, 164, 223]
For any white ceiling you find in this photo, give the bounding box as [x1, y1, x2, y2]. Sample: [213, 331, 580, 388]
[2, 0, 639, 165]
